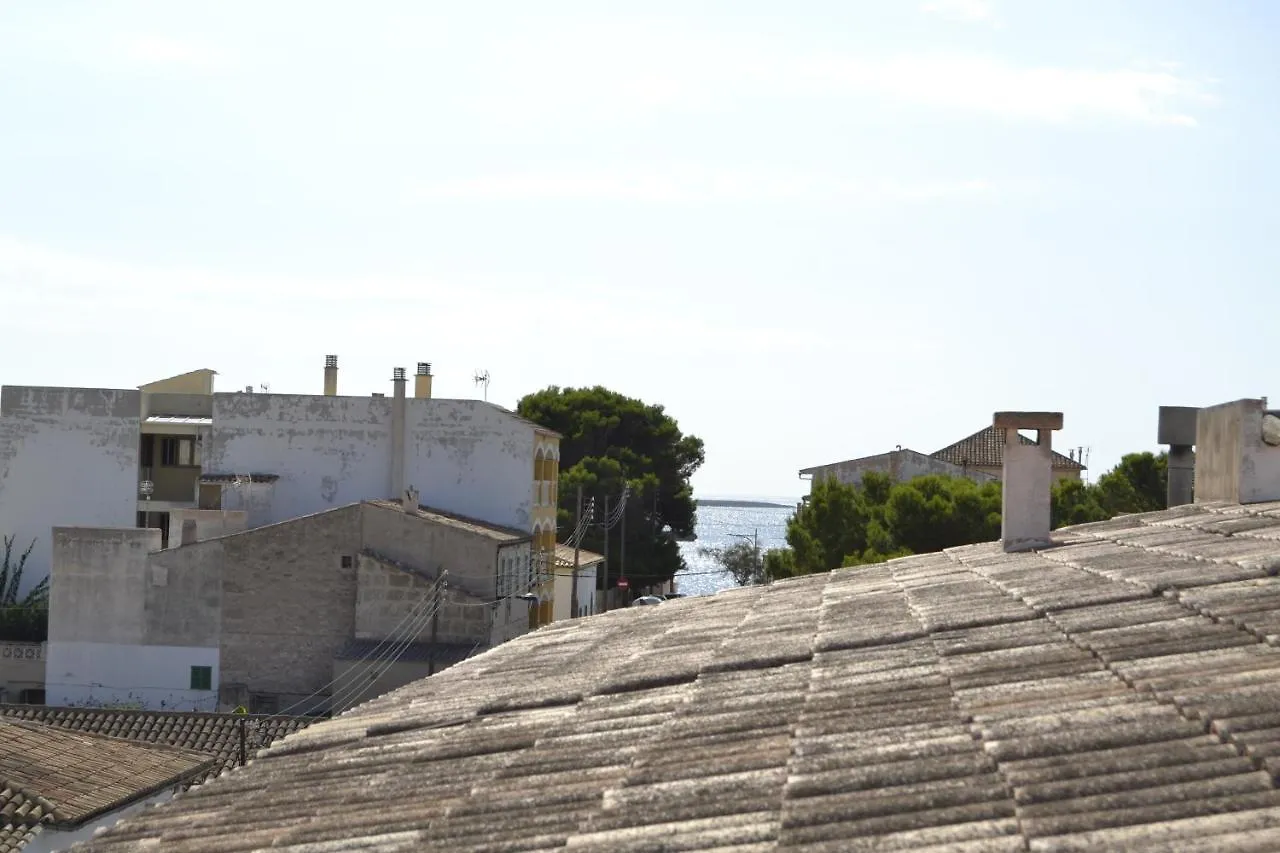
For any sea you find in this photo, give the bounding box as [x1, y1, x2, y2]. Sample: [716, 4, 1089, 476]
[674, 497, 800, 596]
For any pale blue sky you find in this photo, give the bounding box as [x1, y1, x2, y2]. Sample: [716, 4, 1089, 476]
[0, 1, 1271, 498]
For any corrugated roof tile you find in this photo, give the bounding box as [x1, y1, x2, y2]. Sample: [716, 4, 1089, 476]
[60, 500, 1280, 851]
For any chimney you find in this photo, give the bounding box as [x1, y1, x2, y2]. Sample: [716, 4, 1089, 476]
[323, 355, 339, 396]
[1194, 398, 1280, 504]
[181, 518, 198, 546]
[995, 411, 1063, 552]
[415, 362, 433, 399]
[391, 368, 407, 499]
[1158, 406, 1198, 507]
[401, 485, 420, 513]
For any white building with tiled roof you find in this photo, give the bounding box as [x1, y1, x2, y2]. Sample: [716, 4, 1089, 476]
[58, 398, 1280, 851]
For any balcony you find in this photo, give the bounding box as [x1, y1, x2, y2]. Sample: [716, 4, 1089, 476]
[139, 467, 199, 503]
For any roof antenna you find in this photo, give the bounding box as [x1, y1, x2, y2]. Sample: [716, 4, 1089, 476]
[473, 369, 491, 401]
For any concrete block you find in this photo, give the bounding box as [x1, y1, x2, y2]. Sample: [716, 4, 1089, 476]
[993, 412, 1063, 431]
[1158, 406, 1199, 446]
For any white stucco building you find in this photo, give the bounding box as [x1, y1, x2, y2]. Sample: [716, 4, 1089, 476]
[0, 358, 562, 604]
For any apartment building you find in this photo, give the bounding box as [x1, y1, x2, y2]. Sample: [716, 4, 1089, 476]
[0, 357, 562, 619]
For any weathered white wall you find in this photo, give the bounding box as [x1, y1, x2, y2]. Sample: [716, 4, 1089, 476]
[0, 386, 141, 595]
[206, 393, 537, 533]
[403, 399, 536, 531]
[553, 562, 600, 621]
[43, 641, 217, 710]
[207, 393, 394, 526]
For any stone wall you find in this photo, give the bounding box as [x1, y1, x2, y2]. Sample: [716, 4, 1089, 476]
[218, 505, 362, 696]
[354, 554, 491, 645]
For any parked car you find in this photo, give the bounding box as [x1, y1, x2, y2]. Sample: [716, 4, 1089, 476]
[630, 595, 664, 607]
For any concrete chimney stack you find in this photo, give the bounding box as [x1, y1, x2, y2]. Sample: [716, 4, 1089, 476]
[1158, 406, 1198, 507]
[415, 362, 433, 399]
[391, 368, 407, 499]
[402, 485, 420, 513]
[995, 411, 1063, 553]
[1194, 398, 1280, 504]
[323, 355, 339, 396]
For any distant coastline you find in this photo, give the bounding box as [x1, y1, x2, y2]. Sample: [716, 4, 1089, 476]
[697, 499, 795, 509]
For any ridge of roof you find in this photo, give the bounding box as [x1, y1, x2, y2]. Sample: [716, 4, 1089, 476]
[933, 424, 1086, 470]
[67, 499, 1280, 851]
[364, 500, 531, 541]
[554, 543, 605, 567]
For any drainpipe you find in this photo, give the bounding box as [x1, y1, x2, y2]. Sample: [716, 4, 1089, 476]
[391, 368, 407, 499]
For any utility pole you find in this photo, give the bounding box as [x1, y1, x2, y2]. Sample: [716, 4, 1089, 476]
[427, 574, 444, 676]
[572, 485, 583, 618]
[619, 497, 627, 599]
[753, 528, 761, 585]
[237, 716, 247, 767]
[601, 494, 610, 613]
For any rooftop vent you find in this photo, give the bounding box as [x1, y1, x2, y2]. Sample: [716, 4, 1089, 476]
[392, 367, 407, 382]
[415, 361, 433, 399]
[1158, 406, 1198, 507]
[324, 355, 339, 396]
[995, 411, 1062, 553]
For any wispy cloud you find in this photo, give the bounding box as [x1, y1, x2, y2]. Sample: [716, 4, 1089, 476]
[116, 35, 230, 69]
[413, 168, 998, 204]
[0, 237, 863, 362]
[467, 24, 1209, 129]
[793, 53, 1210, 126]
[922, 0, 1000, 25]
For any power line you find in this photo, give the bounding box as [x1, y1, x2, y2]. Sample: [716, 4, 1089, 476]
[268, 575, 446, 718]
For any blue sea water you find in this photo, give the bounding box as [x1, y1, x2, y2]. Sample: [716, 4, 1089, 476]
[674, 500, 799, 596]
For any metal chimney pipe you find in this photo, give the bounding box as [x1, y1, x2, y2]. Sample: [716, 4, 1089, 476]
[323, 355, 339, 396]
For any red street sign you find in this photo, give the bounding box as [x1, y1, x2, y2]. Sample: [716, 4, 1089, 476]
[617, 577, 629, 589]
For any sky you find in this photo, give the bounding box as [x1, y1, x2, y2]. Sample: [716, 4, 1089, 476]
[0, 1, 1275, 500]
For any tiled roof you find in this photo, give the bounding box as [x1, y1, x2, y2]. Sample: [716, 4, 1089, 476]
[0, 785, 51, 853]
[365, 499, 531, 542]
[0, 706, 312, 785]
[0, 719, 212, 850]
[933, 425, 1086, 471]
[554, 543, 605, 568]
[66, 499, 1280, 851]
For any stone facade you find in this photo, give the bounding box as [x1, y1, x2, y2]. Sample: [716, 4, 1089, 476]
[47, 499, 533, 711]
[218, 505, 362, 697]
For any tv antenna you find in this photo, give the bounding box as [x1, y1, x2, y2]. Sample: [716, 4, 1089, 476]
[259, 383, 270, 394]
[473, 369, 491, 401]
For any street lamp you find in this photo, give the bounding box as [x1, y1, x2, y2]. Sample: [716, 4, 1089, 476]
[728, 529, 762, 585]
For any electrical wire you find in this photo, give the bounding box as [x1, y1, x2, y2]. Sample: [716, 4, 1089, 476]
[267, 576, 445, 718]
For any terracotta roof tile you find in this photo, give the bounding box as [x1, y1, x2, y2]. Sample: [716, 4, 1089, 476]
[0, 706, 312, 785]
[0, 718, 212, 845]
[63, 502, 1280, 851]
[554, 543, 604, 568]
[933, 425, 1086, 471]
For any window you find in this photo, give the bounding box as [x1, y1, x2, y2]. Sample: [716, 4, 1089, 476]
[160, 437, 201, 467]
[190, 665, 212, 691]
[340, 555, 353, 569]
[140, 435, 154, 467]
